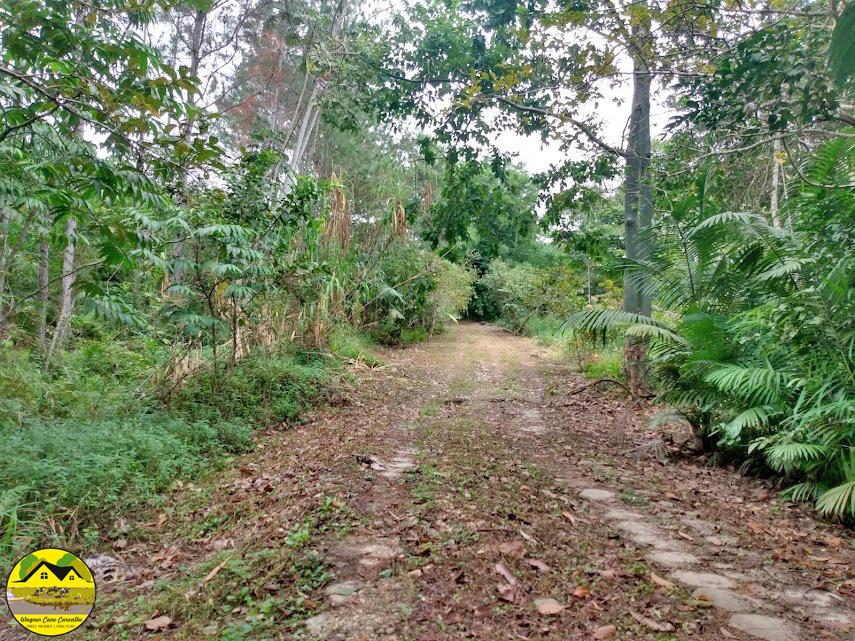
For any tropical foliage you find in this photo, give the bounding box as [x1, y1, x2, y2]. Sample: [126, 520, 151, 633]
[570, 139, 855, 517]
[1, 0, 853, 561]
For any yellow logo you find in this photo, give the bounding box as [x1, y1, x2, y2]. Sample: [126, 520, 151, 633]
[5, 548, 96, 636]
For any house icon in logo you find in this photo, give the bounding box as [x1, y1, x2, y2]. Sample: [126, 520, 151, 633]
[11, 560, 94, 588]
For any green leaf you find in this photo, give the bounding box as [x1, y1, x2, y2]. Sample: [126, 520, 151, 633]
[829, 3, 855, 90]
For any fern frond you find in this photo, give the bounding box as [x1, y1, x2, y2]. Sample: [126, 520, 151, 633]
[758, 440, 830, 473]
[623, 323, 687, 345]
[754, 258, 806, 282]
[688, 211, 766, 237]
[567, 308, 667, 332]
[704, 364, 786, 405]
[720, 405, 780, 442]
[781, 482, 825, 503]
[816, 481, 855, 518]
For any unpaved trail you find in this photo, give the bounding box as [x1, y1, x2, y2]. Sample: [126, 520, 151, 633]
[8, 323, 853, 641]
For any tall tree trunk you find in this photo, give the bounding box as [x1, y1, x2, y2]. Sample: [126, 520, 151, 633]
[47, 217, 76, 363]
[770, 137, 782, 228]
[0, 207, 10, 331]
[277, 0, 348, 193]
[290, 83, 322, 178]
[37, 238, 49, 353]
[172, 7, 207, 287]
[587, 259, 593, 304]
[622, 12, 653, 396]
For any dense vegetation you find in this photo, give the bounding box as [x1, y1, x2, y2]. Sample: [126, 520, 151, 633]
[0, 0, 853, 561]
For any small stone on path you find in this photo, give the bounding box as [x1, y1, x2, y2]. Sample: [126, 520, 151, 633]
[603, 507, 641, 520]
[781, 588, 842, 609]
[304, 613, 331, 635]
[580, 488, 615, 502]
[670, 570, 735, 589]
[613, 519, 663, 545]
[326, 580, 364, 605]
[728, 614, 799, 641]
[647, 550, 699, 567]
[692, 587, 763, 612]
[679, 516, 716, 535]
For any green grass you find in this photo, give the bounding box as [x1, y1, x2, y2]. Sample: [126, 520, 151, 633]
[582, 345, 623, 380]
[509, 315, 624, 381]
[525, 315, 568, 343]
[328, 324, 383, 366]
[400, 326, 429, 345]
[170, 350, 336, 424]
[0, 413, 252, 559]
[0, 340, 342, 563]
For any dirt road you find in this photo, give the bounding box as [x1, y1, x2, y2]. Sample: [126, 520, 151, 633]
[9, 323, 852, 641]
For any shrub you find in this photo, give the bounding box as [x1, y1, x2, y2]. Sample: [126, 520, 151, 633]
[569, 140, 855, 518]
[472, 259, 584, 332]
[0, 337, 162, 429]
[0, 412, 254, 560]
[429, 258, 477, 327]
[170, 351, 335, 424]
[328, 324, 383, 366]
[367, 244, 475, 344]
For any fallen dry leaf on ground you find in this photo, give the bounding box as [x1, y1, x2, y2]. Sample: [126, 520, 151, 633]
[498, 540, 526, 558]
[143, 615, 172, 632]
[525, 558, 551, 572]
[592, 624, 617, 639]
[203, 557, 230, 583]
[494, 561, 518, 585]
[534, 598, 565, 615]
[630, 610, 675, 632]
[649, 572, 675, 590]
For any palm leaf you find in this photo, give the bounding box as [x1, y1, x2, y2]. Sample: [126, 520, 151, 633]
[816, 481, 855, 518]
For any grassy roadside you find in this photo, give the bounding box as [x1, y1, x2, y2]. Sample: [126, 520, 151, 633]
[79, 494, 352, 641]
[507, 314, 623, 380]
[0, 325, 383, 565]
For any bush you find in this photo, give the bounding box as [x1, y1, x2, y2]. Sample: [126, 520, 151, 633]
[0, 337, 162, 429]
[429, 259, 477, 327]
[367, 244, 475, 344]
[170, 351, 335, 424]
[472, 259, 583, 331]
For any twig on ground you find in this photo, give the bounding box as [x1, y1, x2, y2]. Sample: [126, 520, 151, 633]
[568, 378, 632, 396]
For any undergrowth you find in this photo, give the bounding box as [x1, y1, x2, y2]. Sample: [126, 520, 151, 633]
[328, 324, 383, 366]
[0, 340, 347, 563]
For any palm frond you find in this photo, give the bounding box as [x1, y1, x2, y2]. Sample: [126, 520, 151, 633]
[781, 482, 825, 504]
[719, 405, 780, 442]
[704, 364, 786, 405]
[755, 439, 830, 473]
[816, 481, 855, 518]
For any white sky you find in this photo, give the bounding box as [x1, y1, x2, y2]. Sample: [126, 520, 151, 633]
[494, 86, 674, 174]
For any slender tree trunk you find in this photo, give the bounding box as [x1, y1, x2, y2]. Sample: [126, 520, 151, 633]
[47, 217, 76, 363]
[290, 84, 322, 177]
[770, 137, 782, 228]
[278, 0, 348, 192]
[0, 207, 10, 330]
[172, 8, 207, 286]
[587, 259, 593, 304]
[622, 11, 653, 396]
[37, 238, 49, 353]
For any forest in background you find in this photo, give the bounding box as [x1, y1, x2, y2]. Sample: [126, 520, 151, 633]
[0, 0, 853, 562]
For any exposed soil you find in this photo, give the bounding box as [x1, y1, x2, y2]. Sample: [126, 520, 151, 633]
[4, 323, 853, 641]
